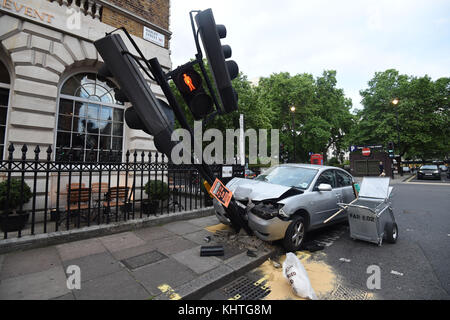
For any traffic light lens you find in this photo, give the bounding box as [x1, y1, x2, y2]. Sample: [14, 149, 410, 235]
[216, 24, 227, 38]
[226, 60, 239, 80]
[222, 45, 232, 59]
[183, 73, 196, 92]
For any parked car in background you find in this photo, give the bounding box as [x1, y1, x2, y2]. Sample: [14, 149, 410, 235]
[417, 165, 441, 180]
[402, 167, 411, 173]
[439, 165, 448, 173]
[245, 169, 257, 179]
[213, 164, 357, 251]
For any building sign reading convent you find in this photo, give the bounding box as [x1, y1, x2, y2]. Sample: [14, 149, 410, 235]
[1, 0, 55, 24]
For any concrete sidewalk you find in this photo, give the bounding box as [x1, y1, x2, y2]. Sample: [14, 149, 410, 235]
[0, 214, 275, 300]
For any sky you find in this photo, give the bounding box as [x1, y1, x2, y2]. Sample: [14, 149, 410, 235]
[169, 0, 450, 110]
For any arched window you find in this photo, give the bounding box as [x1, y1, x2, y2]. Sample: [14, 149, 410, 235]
[57, 72, 125, 162]
[0, 60, 10, 160]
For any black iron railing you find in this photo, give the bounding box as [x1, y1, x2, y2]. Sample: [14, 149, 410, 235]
[0, 144, 245, 240]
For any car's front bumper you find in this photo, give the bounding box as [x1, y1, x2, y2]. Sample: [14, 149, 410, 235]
[247, 212, 290, 242]
[418, 173, 440, 179]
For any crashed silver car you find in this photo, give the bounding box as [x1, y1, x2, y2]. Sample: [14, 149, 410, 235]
[213, 164, 356, 251]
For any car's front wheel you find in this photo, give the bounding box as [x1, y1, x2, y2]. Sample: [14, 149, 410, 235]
[282, 217, 305, 252]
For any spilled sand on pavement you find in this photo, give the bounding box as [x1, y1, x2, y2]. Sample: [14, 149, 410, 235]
[260, 251, 338, 300]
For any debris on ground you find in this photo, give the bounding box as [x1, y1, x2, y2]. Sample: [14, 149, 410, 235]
[200, 245, 225, 257]
[302, 242, 325, 252]
[258, 251, 338, 300]
[247, 249, 257, 258]
[283, 252, 317, 300]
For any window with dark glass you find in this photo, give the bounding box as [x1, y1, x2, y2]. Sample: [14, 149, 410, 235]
[335, 170, 353, 187]
[0, 60, 10, 160]
[57, 73, 124, 162]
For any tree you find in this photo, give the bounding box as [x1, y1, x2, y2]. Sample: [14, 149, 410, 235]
[348, 69, 449, 160]
[256, 71, 354, 163]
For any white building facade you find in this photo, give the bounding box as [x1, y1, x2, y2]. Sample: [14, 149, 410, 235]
[0, 0, 172, 161]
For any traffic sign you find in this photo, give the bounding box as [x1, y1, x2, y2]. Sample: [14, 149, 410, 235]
[362, 148, 371, 156]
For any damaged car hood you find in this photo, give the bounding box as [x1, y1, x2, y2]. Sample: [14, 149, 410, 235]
[226, 178, 302, 202]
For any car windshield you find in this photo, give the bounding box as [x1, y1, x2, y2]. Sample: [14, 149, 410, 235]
[255, 166, 318, 189]
[420, 165, 438, 170]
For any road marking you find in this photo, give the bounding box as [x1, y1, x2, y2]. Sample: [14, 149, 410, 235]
[339, 258, 351, 263]
[405, 175, 415, 183]
[158, 284, 181, 300]
[228, 294, 241, 300]
[391, 270, 404, 276]
[254, 275, 269, 286]
[405, 182, 450, 186]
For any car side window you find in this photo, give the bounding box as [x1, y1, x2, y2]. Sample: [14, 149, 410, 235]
[335, 170, 353, 188]
[315, 170, 336, 189]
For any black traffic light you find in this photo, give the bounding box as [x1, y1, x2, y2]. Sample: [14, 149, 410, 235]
[94, 34, 175, 157]
[173, 67, 213, 120]
[388, 141, 395, 158]
[195, 8, 239, 114]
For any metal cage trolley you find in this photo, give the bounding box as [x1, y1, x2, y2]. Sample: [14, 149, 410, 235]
[338, 177, 398, 246]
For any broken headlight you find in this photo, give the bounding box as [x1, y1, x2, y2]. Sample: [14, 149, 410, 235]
[278, 206, 289, 218]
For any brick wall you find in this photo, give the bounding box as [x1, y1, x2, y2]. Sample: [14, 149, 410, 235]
[101, 0, 170, 47]
[105, 0, 170, 30]
[101, 6, 144, 38]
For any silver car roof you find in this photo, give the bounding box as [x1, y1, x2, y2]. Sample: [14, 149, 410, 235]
[276, 163, 340, 171]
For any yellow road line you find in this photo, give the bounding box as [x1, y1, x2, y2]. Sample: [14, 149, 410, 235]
[158, 284, 181, 300]
[405, 175, 415, 183]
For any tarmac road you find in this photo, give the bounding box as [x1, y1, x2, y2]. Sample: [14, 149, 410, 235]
[201, 182, 450, 300]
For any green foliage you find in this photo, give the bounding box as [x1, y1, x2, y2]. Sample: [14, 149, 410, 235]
[144, 180, 169, 201]
[0, 179, 32, 212]
[347, 69, 449, 160]
[256, 70, 354, 162]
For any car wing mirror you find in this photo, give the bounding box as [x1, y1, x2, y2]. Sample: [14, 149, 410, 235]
[318, 183, 333, 192]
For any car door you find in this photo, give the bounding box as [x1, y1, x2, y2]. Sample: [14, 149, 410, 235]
[311, 170, 339, 225]
[334, 170, 356, 219]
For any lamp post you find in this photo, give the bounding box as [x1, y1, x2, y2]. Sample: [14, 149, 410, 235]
[290, 106, 296, 163]
[391, 98, 402, 176]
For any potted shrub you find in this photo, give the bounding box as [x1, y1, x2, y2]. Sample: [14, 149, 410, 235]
[0, 179, 32, 232]
[143, 180, 169, 215]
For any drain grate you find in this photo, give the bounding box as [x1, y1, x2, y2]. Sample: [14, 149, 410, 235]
[222, 276, 271, 300]
[330, 285, 372, 300]
[121, 250, 167, 270]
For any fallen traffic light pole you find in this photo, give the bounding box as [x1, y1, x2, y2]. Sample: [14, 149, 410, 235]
[94, 9, 253, 235]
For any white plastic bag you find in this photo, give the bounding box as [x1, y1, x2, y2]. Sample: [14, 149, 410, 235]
[283, 252, 317, 300]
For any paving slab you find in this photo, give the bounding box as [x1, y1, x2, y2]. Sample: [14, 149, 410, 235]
[56, 238, 106, 261]
[52, 292, 76, 300]
[189, 215, 220, 228]
[121, 250, 167, 270]
[162, 221, 203, 235]
[0, 246, 61, 280]
[161, 264, 235, 300]
[150, 236, 198, 256]
[171, 246, 222, 275]
[182, 229, 219, 245]
[134, 226, 176, 242]
[131, 257, 196, 296]
[73, 270, 150, 300]
[0, 254, 4, 274]
[99, 232, 146, 253]
[62, 252, 123, 283]
[111, 242, 164, 261]
[0, 266, 70, 300]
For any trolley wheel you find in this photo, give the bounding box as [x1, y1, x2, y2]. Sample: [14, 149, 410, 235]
[385, 222, 398, 244]
[282, 217, 305, 252]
